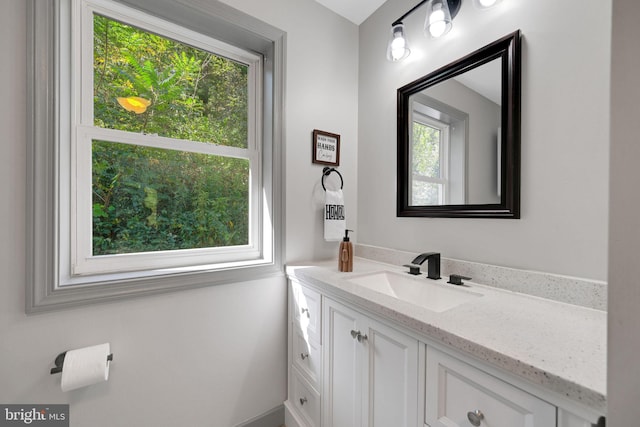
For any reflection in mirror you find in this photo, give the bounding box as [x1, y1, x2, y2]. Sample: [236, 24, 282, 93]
[397, 30, 521, 218]
[409, 58, 501, 206]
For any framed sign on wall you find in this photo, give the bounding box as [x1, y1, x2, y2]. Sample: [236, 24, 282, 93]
[312, 129, 340, 166]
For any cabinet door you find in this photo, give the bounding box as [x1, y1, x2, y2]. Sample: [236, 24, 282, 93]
[363, 317, 419, 427]
[323, 298, 419, 427]
[323, 299, 362, 427]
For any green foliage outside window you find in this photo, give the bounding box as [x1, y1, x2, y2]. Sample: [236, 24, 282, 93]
[411, 121, 442, 205]
[412, 121, 441, 179]
[92, 14, 251, 256]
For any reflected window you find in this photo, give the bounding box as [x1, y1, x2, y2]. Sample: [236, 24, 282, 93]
[409, 93, 468, 206]
[410, 114, 450, 205]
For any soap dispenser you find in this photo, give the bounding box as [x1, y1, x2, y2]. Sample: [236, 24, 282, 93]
[339, 229, 354, 272]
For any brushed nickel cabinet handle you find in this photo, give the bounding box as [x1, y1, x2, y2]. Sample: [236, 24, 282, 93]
[467, 409, 484, 426]
[350, 329, 368, 342]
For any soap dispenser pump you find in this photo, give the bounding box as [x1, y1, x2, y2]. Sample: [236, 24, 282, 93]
[339, 229, 354, 272]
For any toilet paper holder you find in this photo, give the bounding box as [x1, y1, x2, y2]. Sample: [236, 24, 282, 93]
[50, 351, 113, 374]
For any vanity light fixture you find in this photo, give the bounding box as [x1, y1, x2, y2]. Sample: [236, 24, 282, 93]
[386, 0, 502, 62]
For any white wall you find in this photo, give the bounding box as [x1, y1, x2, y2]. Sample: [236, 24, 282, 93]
[358, 0, 611, 281]
[0, 1, 357, 426]
[608, 0, 640, 423]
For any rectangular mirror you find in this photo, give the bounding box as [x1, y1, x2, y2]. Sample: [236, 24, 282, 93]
[397, 30, 521, 218]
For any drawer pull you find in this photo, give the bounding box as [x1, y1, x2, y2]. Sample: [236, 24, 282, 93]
[467, 409, 484, 426]
[350, 330, 368, 342]
[300, 352, 309, 360]
[300, 307, 310, 318]
[299, 397, 308, 406]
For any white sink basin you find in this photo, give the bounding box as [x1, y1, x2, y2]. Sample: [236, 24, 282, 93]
[348, 271, 482, 312]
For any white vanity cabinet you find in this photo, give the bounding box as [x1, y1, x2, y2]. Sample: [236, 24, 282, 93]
[285, 278, 602, 427]
[323, 297, 419, 427]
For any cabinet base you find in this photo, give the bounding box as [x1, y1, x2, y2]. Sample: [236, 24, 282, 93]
[284, 400, 305, 427]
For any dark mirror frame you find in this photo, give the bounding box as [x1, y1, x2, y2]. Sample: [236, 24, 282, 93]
[397, 30, 521, 218]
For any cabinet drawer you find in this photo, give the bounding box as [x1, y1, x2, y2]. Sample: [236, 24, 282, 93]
[292, 327, 322, 387]
[291, 367, 321, 427]
[425, 347, 556, 427]
[291, 280, 322, 344]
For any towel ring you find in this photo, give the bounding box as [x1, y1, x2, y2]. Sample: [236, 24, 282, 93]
[322, 167, 343, 191]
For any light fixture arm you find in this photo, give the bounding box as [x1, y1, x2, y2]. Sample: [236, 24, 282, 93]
[391, 0, 462, 26]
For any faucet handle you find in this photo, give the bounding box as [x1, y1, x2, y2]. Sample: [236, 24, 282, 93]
[448, 274, 472, 285]
[403, 264, 421, 275]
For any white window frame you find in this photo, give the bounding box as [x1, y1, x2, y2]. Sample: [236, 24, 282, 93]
[410, 112, 451, 205]
[26, 0, 285, 312]
[71, 0, 263, 278]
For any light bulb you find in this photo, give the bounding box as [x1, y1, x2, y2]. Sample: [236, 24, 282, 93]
[474, 0, 502, 8]
[428, 9, 447, 37]
[391, 37, 406, 55]
[386, 23, 410, 62]
[425, 1, 452, 39]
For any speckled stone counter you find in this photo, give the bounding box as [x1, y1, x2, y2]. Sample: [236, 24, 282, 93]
[286, 257, 607, 414]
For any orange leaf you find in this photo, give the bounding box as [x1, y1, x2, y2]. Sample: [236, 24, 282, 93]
[117, 96, 151, 114]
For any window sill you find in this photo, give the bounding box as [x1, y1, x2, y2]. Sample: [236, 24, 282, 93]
[27, 261, 284, 314]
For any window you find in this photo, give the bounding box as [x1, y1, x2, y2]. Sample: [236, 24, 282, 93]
[26, 0, 285, 311]
[410, 113, 450, 205]
[74, 1, 263, 277]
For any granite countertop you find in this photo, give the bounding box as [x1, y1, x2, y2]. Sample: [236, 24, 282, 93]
[286, 257, 606, 414]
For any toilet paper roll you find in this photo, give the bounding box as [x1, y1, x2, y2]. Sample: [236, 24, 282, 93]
[61, 343, 111, 392]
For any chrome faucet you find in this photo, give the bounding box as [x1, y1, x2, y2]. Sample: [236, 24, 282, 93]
[410, 252, 441, 280]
